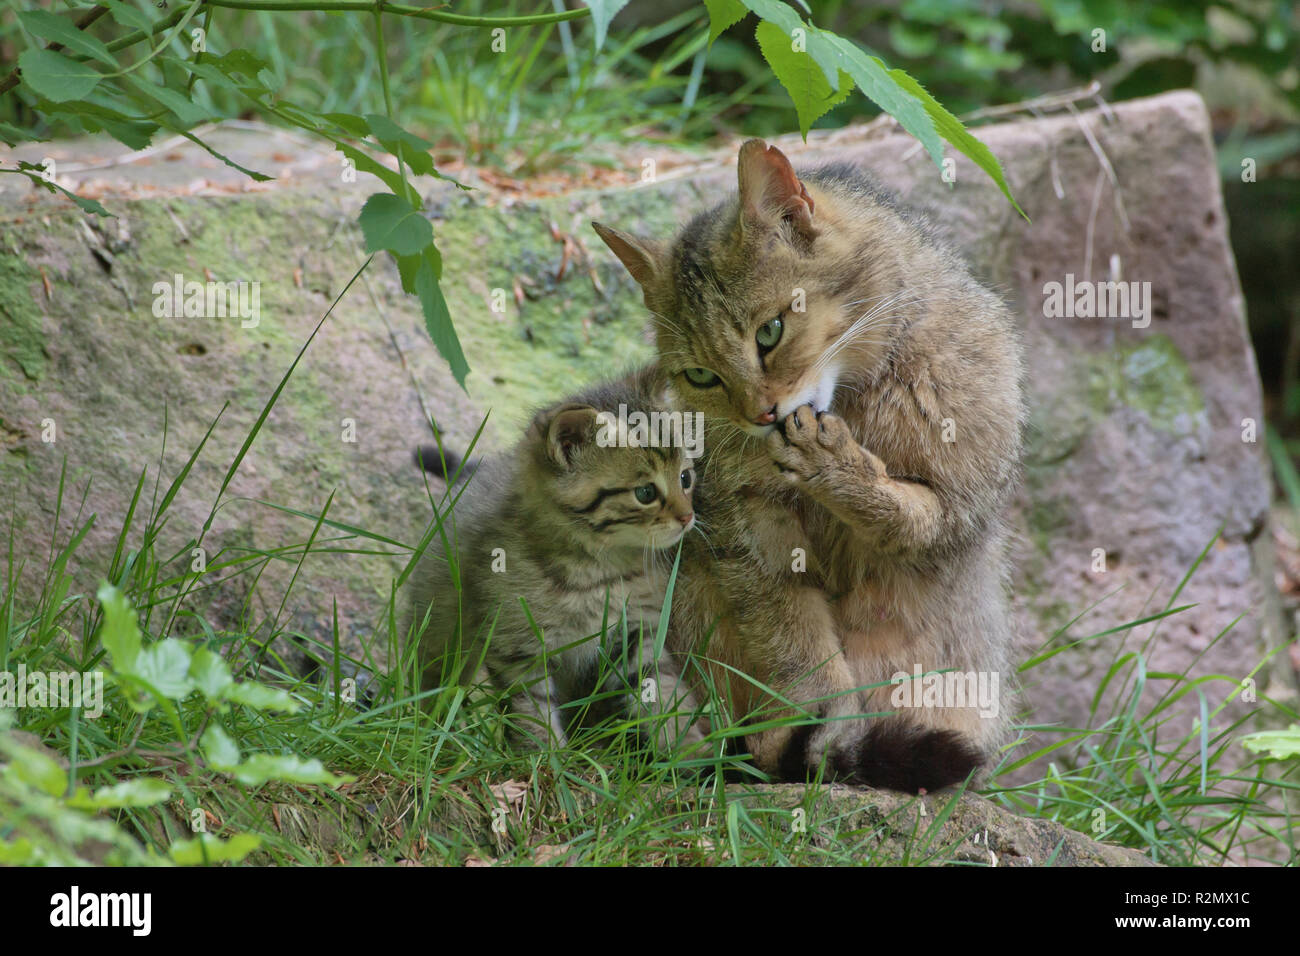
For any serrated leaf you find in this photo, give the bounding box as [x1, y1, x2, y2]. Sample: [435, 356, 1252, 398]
[19, 11, 117, 67]
[124, 75, 210, 126]
[189, 647, 233, 700]
[755, 20, 852, 138]
[96, 583, 142, 673]
[323, 112, 371, 137]
[101, 0, 155, 34]
[888, 69, 1027, 220]
[133, 638, 194, 699]
[1240, 724, 1300, 760]
[415, 250, 469, 389]
[67, 778, 172, 809]
[365, 113, 436, 177]
[39, 99, 158, 151]
[169, 832, 261, 864]
[336, 141, 407, 195]
[359, 192, 432, 256]
[18, 49, 101, 103]
[221, 681, 302, 713]
[14, 163, 114, 217]
[200, 725, 242, 769]
[704, 0, 749, 47]
[583, 0, 630, 51]
[174, 128, 273, 182]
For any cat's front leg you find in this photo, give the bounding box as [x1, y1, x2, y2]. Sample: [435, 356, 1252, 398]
[619, 628, 711, 760]
[766, 405, 942, 554]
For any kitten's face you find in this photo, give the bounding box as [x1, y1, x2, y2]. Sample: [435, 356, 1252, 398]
[531, 403, 696, 553]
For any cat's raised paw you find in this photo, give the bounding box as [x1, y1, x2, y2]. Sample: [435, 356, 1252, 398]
[766, 404, 858, 483]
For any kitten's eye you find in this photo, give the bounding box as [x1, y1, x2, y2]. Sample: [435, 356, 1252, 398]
[756, 316, 783, 352]
[680, 469, 694, 491]
[633, 484, 658, 504]
[683, 367, 720, 388]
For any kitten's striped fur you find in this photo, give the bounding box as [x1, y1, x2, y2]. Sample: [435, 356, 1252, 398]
[406, 367, 709, 755]
[593, 141, 1026, 791]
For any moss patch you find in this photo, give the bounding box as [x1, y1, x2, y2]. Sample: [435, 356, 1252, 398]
[0, 244, 46, 382]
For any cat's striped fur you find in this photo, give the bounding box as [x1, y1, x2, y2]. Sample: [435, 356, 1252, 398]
[593, 141, 1026, 792]
[405, 367, 709, 755]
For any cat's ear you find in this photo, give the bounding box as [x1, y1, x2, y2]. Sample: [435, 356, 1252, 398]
[538, 403, 599, 467]
[591, 222, 666, 288]
[737, 139, 817, 239]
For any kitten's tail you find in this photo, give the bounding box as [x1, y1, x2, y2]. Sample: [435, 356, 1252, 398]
[414, 444, 471, 482]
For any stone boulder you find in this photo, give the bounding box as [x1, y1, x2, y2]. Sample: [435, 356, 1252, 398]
[1, 91, 1293, 758]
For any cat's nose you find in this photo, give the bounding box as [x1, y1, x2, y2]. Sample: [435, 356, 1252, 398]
[753, 405, 778, 425]
[678, 512, 694, 526]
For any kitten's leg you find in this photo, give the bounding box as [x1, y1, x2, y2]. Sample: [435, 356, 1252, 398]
[766, 406, 943, 555]
[619, 628, 710, 759]
[502, 669, 568, 750]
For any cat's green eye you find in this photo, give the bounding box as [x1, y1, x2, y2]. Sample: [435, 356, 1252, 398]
[683, 367, 720, 388]
[680, 469, 694, 491]
[756, 316, 783, 352]
[634, 484, 658, 504]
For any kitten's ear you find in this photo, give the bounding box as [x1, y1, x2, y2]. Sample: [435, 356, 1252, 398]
[537, 403, 599, 467]
[591, 222, 665, 288]
[736, 139, 817, 239]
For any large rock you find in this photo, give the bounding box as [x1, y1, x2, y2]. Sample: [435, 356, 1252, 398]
[1, 91, 1293, 754]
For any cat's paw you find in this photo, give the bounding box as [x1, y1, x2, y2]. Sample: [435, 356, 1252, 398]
[766, 405, 881, 485]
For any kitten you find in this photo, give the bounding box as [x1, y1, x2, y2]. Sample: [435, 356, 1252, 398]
[405, 367, 709, 756]
[593, 140, 1026, 792]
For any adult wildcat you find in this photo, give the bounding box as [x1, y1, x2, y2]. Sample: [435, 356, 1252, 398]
[406, 367, 709, 756]
[592, 140, 1025, 791]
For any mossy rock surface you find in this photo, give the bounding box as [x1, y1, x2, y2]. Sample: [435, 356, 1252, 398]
[0, 91, 1291, 759]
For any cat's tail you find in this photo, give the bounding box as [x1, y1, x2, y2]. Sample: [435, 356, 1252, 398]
[777, 720, 984, 793]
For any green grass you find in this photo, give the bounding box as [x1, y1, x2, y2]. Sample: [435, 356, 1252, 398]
[2, 297, 1298, 866]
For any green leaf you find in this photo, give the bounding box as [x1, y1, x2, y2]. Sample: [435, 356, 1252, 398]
[365, 113, 436, 178]
[169, 832, 261, 864]
[359, 192, 433, 256]
[18, 49, 101, 103]
[38, 99, 158, 151]
[414, 249, 469, 389]
[189, 647, 233, 700]
[19, 11, 117, 67]
[174, 128, 273, 182]
[323, 112, 371, 138]
[1240, 724, 1300, 760]
[0, 122, 37, 147]
[704, 0, 749, 47]
[67, 778, 172, 809]
[14, 162, 114, 217]
[221, 753, 353, 787]
[0, 739, 66, 796]
[888, 69, 1028, 220]
[755, 20, 852, 138]
[124, 75, 210, 127]
[583, 0, 630, 51]
[200, 725, 242, 769]
[96, 583, 142, 673]
[0, 838, 38, 864]
[101, 0, 155, 34]
[221, 681, 302, 713]
[133, 638, 194, 699]
[335, 142, 407, 196]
